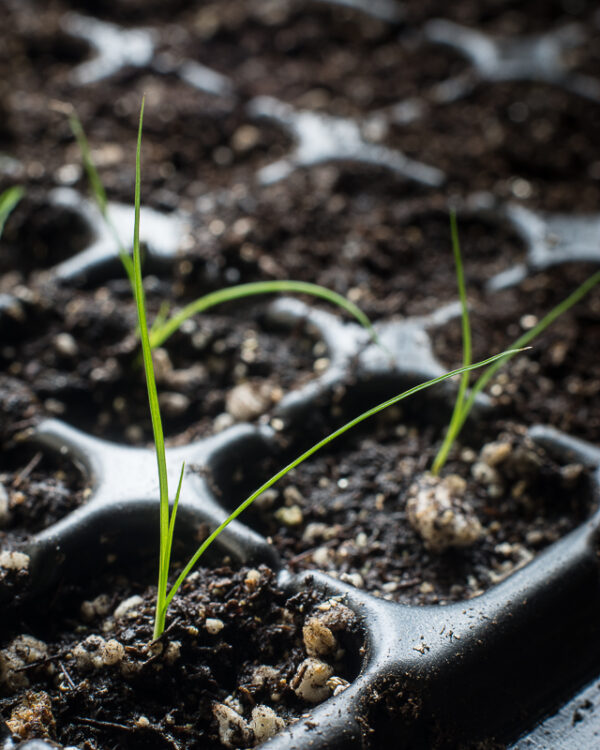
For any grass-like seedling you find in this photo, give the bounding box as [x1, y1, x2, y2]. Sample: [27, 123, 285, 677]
[431, 214, 600, 476]
[66, 106, 382, 351]
[431, 212, 471, 475]
[0, 186, 24, 239]
[129, 102, 523, 638]
[66, 107, 136, 288]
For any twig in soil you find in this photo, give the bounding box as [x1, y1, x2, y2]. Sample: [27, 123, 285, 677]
[4, 420, 37, 440]
[76, 716, 183, 750]
[58, 660, 76, 690]
[156, 616, 183, 641]
[13, 651, 69, 673]
[74, 716, 134, 733]
[288, 539, 340, 566]
[395, 578, 421, 590]
[12, 451, 42, 488]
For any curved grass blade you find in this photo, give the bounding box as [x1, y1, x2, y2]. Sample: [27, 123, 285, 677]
[68, 109, 135, 286]
[148, 280, 382, 351]
[66, 110, 379, 353]
[164, 347, 525, 609]
[69, 104, 377, 352]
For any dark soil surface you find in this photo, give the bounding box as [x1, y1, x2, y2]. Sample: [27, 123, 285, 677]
[0, 281, 317, 445]
[403, 0, 598, 32]
[0, 564, 360, 748]
[211, 189, 526, 318]
[174, 3, 468, 117]
[1, 0, 599, 213]
[387, 82, 600, 212]
[0, 443, 87, 541]
[221, 414, 593, 605]
[0, 2, 292, 207]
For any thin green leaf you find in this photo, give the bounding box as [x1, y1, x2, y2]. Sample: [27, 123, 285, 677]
[129, 98, 170, 640]
[149, 301, 171, 338]
[165, 462, 185, 587]
[153, 461, 185, 640]
[165, 347, 526, 608]
[68, 111, 378, 357]
[68, 110, 135, 288]
[148, 280, 382, 351]
[0, 186, 24, 239]
[69, 113, 108, 216]
[431, 212, 472, 475]
[155, 461, 185, 635]
[452, 268, 600, 439]
[70, 107, 374, 351]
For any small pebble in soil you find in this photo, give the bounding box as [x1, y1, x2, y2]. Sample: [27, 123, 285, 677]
[213, 702, 253, 748]
[275, 504, 304, 526]
[220, 699, 280, 743]
[327, 676, 350, 696]
[0, 550, 30, 576]
[340, 572, 365, 588]
[244, 568, 261, 590]
[312, 546, 332, 567]
[214, 412, 235, 432]
[72, 635, 125, 671]
[250, 705, 285, 744]
[0, 635, 49, 690]
[406, 473, 483, 552]
[291, 657, 335, 703]
[52, 332, 78, 358]
[226, 381, 274, 421]
[205, 617, 225, 634]
[158, 391, 192, 417]
[561, 463, 584, 488]
[163, 640, 181, 665]
[471, 461, 503, 494]
[303, 617, 337, 657]
[113, 595, 143, 620]
[479, 441, 512, 467]
[302, 523, 326, 543]
[250, 664, 280, 690]
[303, 599, 355, 661]
[80, 593, 111, 622]
[284, 486, 304, 505]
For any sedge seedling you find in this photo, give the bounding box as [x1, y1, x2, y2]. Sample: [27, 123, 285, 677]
[431, 213, 600, 476]
[129, 101, 524, 638]
[66, 106, 383, 352]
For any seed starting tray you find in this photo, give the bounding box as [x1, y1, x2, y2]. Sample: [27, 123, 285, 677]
[2, 0, 600, 748]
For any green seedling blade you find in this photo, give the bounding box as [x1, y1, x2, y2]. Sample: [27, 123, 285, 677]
[431, 212, 472, 475]
[0, 186, 24, 239]
[165, 347, 525, 608]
